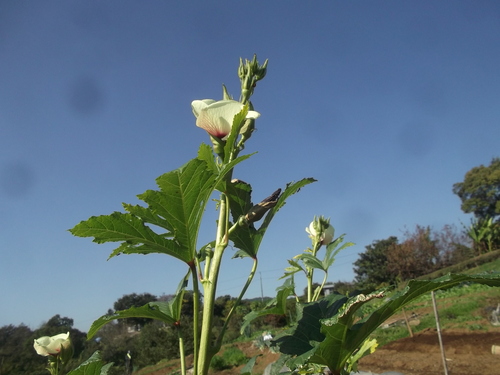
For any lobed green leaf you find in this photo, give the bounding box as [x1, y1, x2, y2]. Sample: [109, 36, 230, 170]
[88, 272, 190, 339]
[70, 212, 187, 261]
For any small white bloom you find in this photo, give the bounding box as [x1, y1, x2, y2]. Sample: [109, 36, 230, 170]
[191, 99, 260, 138]
[306, 220, 334, 245]
[33, 332, 71, 357]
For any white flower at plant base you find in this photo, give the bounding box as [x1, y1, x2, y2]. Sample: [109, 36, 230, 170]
[306, 218, 334, 245]
[191, 99, 260, 139]
[33, 332, 71, 357]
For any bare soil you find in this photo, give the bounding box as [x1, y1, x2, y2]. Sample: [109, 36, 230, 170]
[358, 328, 500, 375]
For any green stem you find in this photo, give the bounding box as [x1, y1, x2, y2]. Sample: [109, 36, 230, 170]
[307, 242, 322, 302]
[202, 246, 212, 283]
[197, 194, 229, 375]
[214, 257, 258, 351]
[190, 263, 200, 375]
[312, 271, 328, 302]
[177, 325, 186, 375]
[307, 268, 313, 303]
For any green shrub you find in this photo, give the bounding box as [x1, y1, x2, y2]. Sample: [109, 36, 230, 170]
[222, 346, 247, 366]
[210, 355, 227, 371]
[209, 346, 247, 370]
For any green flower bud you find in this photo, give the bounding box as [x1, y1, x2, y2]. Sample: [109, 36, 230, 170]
[238, 55, 268, 103]
[222, 84, 232, 100]
[238, 57, 246, 79]
[306, 216, 334, 246]
[255, 59, 268, 81]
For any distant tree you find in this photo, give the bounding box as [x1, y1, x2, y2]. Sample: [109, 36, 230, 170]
[453, 157, 500, 221]
[97, 322, 139, 375]
[0, 324, 43, 375]
[353, 236, 398, 290]
[135, 317, 195, 367]
[135, 321, 175, 366]
[213, 295, 232, 317]
[112, 293, 158, 330]
[433, 224, 473, 266]
[387, 226, 440, 281]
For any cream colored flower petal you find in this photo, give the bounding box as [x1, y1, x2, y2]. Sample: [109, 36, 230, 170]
[33, 332, 70, 356]
[191, 99, 216, 118]
[51, 332, 70, 341]
[196, 100, 243, 138]
[247, 110, 261, 119]
[34, 337, 52, 356]
[322, 225, 334, 244]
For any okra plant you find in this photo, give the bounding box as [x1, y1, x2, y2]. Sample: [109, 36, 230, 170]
[67, 56, 500, 375]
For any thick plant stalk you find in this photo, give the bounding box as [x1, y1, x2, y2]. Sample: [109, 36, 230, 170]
[177, 326, 186, 375]
[197, 194, 229, 375]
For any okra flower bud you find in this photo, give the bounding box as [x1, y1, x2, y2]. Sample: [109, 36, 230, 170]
[306, 216, 334, 246]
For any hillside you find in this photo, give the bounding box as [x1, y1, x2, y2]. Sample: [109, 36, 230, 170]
[136, 258, 500, 375]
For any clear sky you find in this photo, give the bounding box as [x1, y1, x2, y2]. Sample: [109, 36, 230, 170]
[1, 1, 499, 332]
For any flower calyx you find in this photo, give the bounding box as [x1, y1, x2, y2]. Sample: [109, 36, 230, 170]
[306, 216, 334, 247]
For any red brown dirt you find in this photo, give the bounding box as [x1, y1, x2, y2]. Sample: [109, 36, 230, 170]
[358, 328, 500, 375]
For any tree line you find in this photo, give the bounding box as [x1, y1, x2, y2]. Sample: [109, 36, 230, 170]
[352, 157, 500, 290]
[0, 293, 287, 375]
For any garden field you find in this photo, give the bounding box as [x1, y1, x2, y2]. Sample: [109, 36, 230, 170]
[137, 260, 500, 375]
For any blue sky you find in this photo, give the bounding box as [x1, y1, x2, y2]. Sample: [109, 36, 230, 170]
[1, 1, 499, 332]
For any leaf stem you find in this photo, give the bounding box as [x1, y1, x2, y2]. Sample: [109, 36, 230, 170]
[177, 325, 186, 375]
[312, 270, 328, 302]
